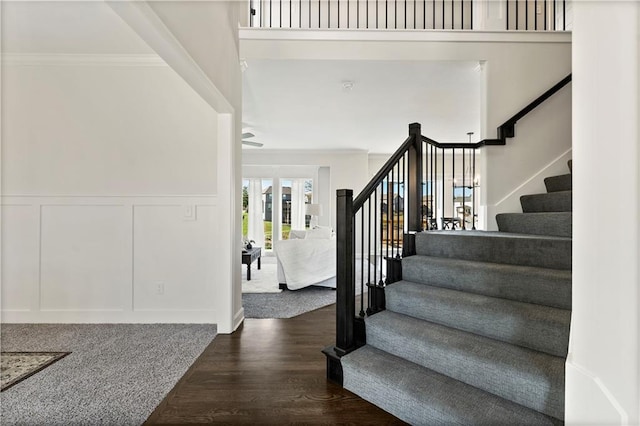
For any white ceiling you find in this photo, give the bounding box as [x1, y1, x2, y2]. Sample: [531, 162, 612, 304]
[242, 59, 482, 153]
[1, 1, 154, 54]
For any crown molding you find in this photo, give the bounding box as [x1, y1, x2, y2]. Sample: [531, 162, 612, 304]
[1, 53, 167, 67]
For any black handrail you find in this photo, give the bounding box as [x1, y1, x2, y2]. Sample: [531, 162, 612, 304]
[325, 73, 573, 385]
[497, 74, 572, 139]
[353, 135, 414, 210]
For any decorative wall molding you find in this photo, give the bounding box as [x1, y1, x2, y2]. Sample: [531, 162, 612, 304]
[1, 195, 220, 325]
[2, 53, 168, 67]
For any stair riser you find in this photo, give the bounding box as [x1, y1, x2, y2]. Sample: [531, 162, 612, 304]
[544, 174, 572, 192]
[402, 256, 572, 309]
[415, 232, 572, 270]
[386, 281, 571, 357]
[342, 346, 562, 426]
[366, 312, 566, 420]
[496, 213, 572, 238]
[520, 191, 572, 213]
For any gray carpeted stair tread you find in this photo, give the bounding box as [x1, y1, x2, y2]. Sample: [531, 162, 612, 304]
[385, 281, 570, 357]
[496, 212, 572, 238]
[544, 174, 572, 192]
[366, 311, 565, 419]
[401, 255, 571, 309]
[521, 191, 572, 213]
[342, 345, 563, 426]
[415, 231, 572, 270]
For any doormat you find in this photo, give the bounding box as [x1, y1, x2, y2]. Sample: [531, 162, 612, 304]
[1, 352, 71, 391]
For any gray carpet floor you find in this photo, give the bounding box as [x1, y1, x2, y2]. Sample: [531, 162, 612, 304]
[0, 323, 217, 425]
[242, 255, 370, 319]
[243, 286, 338, 318]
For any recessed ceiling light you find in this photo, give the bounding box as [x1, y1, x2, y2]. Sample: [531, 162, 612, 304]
[342, 80, 355, 91]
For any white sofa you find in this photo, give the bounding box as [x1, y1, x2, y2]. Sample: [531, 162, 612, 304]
[274, 227, 336, 290]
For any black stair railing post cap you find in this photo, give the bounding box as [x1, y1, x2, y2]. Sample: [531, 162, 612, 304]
[337, 189, 353, 197]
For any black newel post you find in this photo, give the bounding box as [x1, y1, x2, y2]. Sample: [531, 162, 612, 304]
[408, 123, 423, 232]
[335, 189, 355, 356]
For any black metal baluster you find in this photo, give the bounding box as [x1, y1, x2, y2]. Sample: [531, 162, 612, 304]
[369, 188, 377, 315]
[405, 0, 408, 29]
[526, 0, 529, 30]
[562, 0, 565, 30]
[441, 148, 445, 229]
[379, 181, 385, 289]
[462, 147, 466, 229]
[544, 0, 547, 30]
[338, 0, 340, 28]
[451, 0, 454, 29]
[270, 0, 273, 27]
[368, 196, 372, 295]
[424, 0, 427, 29]
[534, 0, 537, 30]
[319, 0, 321, 27]
[280, 0, 282, 27]
[516, 0, 519, 30]
[553, 0, 556, 30]
[432, 0, 435, 28]
[471, 0, 473, 29]
[376, 0, 379, 28]
[441, 0, 445, 29]
[506, 0, 510, 29]
[472, 148, 476, 229]
[357, 0, 359, 28]
[461, 0, 464, 29]
[452, 148, 455, 229]
[430, 144, 434, 229]
[360, 208, 364, 317]
[290, 0, 292, 27]
[395, 0, 397, 28]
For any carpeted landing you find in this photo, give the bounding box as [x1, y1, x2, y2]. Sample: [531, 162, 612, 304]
[0, 324, 216, 425]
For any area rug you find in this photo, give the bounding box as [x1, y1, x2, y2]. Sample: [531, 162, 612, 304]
[243, 286, 337, 318]
[242, 261, 282, 293]
[1, 352, 70, 391]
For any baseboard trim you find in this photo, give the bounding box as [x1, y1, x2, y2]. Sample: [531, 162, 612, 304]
[232, 307, 245, 332]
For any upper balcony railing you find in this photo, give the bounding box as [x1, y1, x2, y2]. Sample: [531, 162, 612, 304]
[248, 0, 570, 31]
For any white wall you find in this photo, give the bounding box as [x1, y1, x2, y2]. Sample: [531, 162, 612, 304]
[567, 1, 640, 424]
[1, 60, 220, 323]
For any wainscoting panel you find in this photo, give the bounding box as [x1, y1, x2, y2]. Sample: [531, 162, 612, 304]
[1, 204, 40, 311]
[132, 204, 217, 311]
[40, 204, 132, 311]
[1, 196, 218, 323]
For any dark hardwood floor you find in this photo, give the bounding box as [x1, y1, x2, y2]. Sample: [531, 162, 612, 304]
[145, 302, 406, 424]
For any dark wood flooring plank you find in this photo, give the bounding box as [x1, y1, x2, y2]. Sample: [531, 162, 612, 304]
[145, 303, 406, 424]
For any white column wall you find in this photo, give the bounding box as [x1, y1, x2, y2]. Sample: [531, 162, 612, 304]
[114, 0, 247, 332]
[567, 1, 640, 424]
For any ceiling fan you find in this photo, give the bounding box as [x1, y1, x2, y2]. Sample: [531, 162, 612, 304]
[242, 132, 263, 148]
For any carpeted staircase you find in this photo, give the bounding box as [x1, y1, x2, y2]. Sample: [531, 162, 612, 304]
[341, 161, 573, 424]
